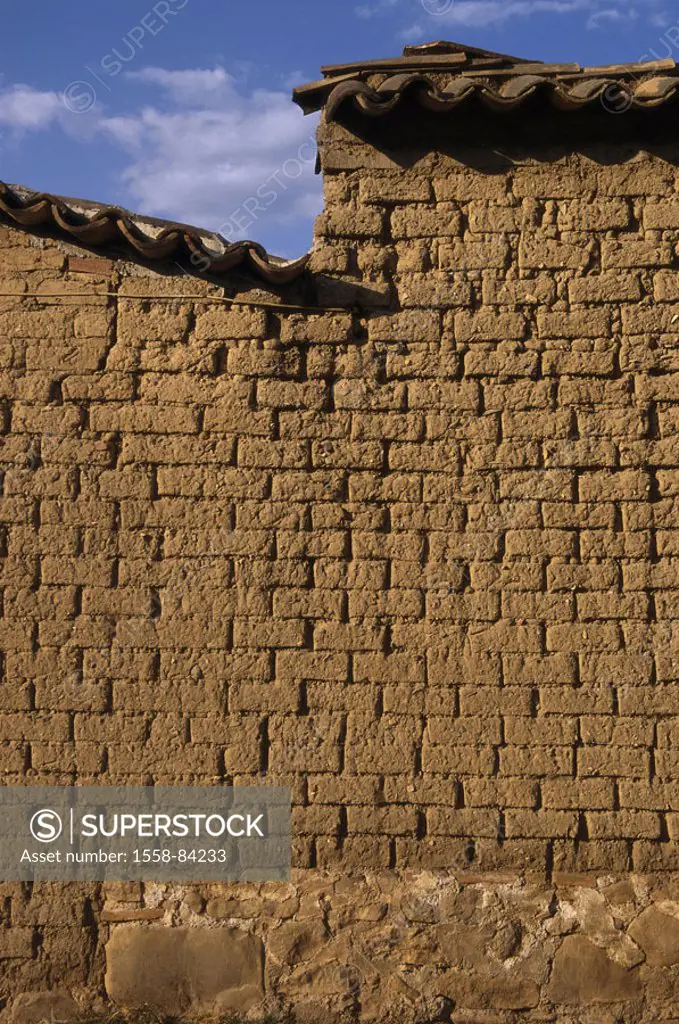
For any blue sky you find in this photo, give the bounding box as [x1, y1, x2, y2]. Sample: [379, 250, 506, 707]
[1, 0, 678, 258]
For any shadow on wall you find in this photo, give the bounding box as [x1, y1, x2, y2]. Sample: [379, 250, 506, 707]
[328, 95, 679, 172]
[0, 214, 387, 313]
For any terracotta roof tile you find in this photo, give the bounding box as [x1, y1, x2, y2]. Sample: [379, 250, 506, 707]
[293, 40, 679, 119]
[0, 181, 309, 285]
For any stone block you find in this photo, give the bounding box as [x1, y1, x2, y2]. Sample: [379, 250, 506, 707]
[105, 926, 264, 1016]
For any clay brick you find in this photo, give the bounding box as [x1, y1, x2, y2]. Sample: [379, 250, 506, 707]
[654, 270, 679, 302]
[0, 928, 35, 958]
[407, 380, 479, 410]
[334, 379, 405, 411]
[354, 652, 424, 683]
[541, 779, 615, 810]
[314, 622, 384, 651]
[622, 303, 679, 334]
[519, 237, 592, 269]
[455, 311, 526, 342]
[587, 811, 660, 839]
[596, 162, 673, 195]
[579, 469, 650, 502]
[258, 381, 328, 410]
[540, 686, 614, 715]
[547, 623, 621, 653]
[426, 808, 499, 837]
[465, 778, 537, 808]
[537, 309, 610, 338]
[0, 712, 70, 742]
[602, 239, 673, 269]
[467, 202, 520, 233]
[581, 716, 653, 746]
[90, 405, 199, 434]
[502, 410, 571, 439]
[345, 713, 419, 773]
[512, 169, 585, 198]
[505, 810, 578, 838]
[194, 308, 268, 340]
[316, 205, 383, 238]
[347, 806, 417, 835]
[271, 471, 344, 501]
[568, 273, 643, 304]
[397, 273, 473, 309]
[439, 239, 509, 270]
[359, 174, 432, 204]
[391, 204, 462, 238]
[579, 747, 650, 778]
[426, 716, 502, 746]
[505, 718, 577, 745]
[433, 173, 510, 201]
[279, 314, 353, 344]
[499, 746, 573, 776]
[543, 351, 616, 376]
[422, 743, 496, 775]
[505, 529, 576, 558]
[465, 348, 539, 378]
[368, 309, 440, 342]
[389, 442, 458, 472]
[557, 198, 631, 231]
[559, 378, 632, 407]
[644, 199, 679, 229]
[483, 273, 557, 307]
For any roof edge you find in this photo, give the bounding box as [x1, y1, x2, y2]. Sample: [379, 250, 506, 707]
[0, 181, 310, 286]
[293, 43, 679, 118]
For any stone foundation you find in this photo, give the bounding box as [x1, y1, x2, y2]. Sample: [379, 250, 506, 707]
[7, 871, 679, 1023]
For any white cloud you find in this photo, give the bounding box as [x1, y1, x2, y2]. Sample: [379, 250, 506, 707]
[356, 0, 401, 19]
[0, 85, 62, 129]
[587, 7, 638, 28]
[125, 67, 231, 104]
[377, 0, 669, 33]
[413, 0, 590, 28]
[0, 67, 323, 253]
[101, 67, 322, 240]
[282, 70, 307, 89]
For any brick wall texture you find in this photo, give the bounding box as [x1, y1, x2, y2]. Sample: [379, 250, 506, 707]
[3, 117, 679, 1020]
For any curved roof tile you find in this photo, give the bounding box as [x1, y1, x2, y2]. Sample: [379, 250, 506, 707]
[0, 181, 309, 285]
[293, 40, 679, 121]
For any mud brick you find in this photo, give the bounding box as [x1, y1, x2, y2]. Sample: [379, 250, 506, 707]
[391, 204, 462, 238]
[541, 779, 615, 810]
[579, 747, 650, 778]
[505, 809, 579, 838]
[426, 808, 499, 838]
[519, 236, 592, 269]
[602, 239, 673, 269]
[557, 198, 631, 231]
[268, 713, 343, 773]
[537, 309, 610, 338]
[569, 273, 642, 304]
[439, 238, 510, 270]
[90, 404, 200, 433]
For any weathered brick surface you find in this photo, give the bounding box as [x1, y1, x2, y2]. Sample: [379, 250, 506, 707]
[4, 113, 679, 1021]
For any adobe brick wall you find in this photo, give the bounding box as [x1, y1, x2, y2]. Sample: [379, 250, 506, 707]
[2, 106, 679, 1021]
